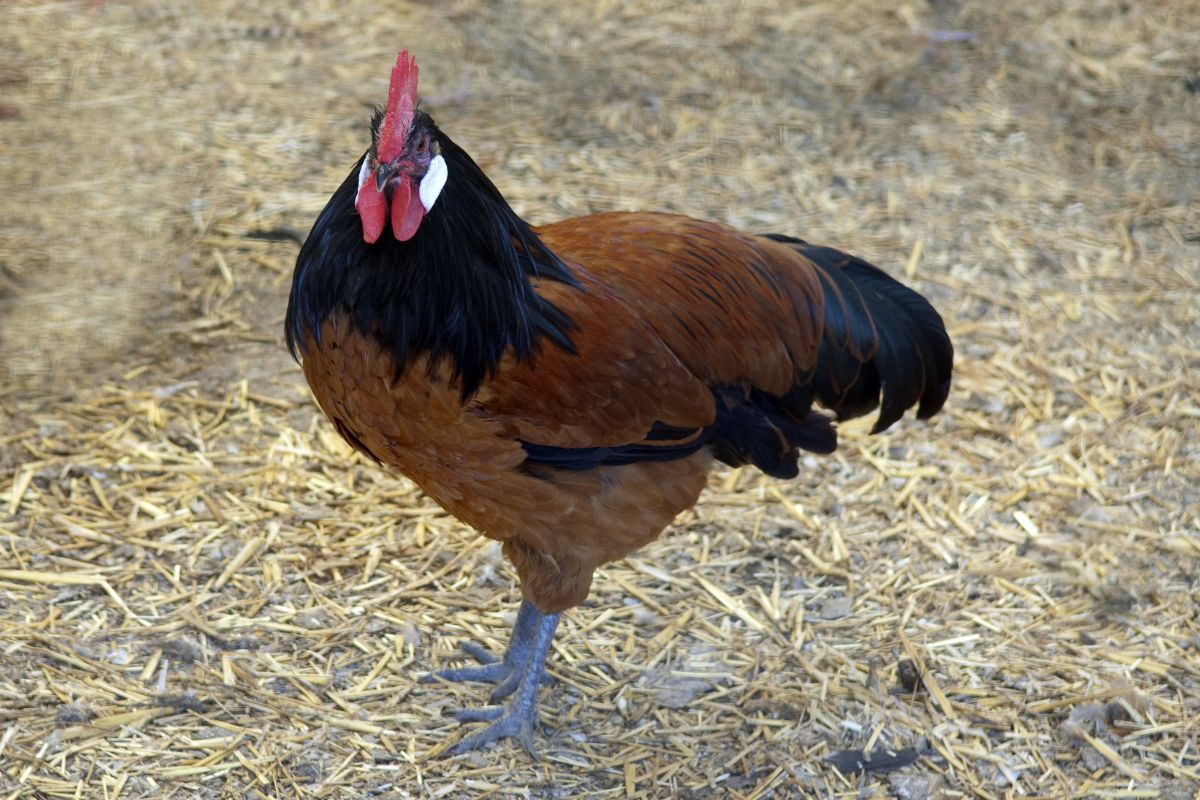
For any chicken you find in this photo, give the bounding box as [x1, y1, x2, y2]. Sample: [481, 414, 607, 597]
[285, 51, 953, 754]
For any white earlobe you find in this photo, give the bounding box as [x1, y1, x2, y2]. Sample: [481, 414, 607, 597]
[419, 154, 448, 211]
[350, 155, 369, 209]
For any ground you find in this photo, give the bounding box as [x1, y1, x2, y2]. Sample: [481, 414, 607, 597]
[1, 0, 1198, 797]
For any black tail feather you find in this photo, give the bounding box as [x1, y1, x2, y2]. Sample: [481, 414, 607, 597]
[764, 234, 952, 434]
[800, 244, 952, 433]
[710, 385, 837, 479]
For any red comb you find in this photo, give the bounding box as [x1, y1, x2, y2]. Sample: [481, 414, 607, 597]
[378, 51, 418, 162]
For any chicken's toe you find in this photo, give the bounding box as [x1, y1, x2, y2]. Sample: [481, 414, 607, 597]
[422, 661, 512, 685]
[459, 641, 501, 665]
[453, 705, 506, 723]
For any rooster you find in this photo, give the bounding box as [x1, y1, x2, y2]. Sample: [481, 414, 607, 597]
[286, 51, 952, 754]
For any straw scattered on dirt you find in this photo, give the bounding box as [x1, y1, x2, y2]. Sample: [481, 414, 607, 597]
[1, 0, 1197, 797]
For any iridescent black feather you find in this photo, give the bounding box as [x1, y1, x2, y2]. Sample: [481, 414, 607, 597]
[286, 112, 578, 398]
[765, 235, 953, 434]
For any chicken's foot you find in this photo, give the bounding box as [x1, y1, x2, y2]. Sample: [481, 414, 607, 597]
[446, 603, 561, 755]
[422, 599, 546, 701]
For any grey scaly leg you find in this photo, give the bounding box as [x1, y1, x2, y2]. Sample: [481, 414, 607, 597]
[449, 605, 561, 756]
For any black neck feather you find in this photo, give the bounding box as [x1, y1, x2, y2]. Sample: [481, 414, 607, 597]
[285, 129, 577, 397]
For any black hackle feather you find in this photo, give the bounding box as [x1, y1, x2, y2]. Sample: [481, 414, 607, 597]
[286, 113, 577, 398]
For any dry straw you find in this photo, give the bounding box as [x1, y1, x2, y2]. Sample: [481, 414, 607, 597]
[1, 0, 1197, 797]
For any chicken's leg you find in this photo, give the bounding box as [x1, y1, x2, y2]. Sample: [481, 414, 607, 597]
[446, 602, 561, 755]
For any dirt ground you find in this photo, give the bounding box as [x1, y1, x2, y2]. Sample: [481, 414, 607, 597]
[1, 0, 1197, 797]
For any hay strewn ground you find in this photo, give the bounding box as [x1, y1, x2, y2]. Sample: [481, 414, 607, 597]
[1, 0, 1197, 797]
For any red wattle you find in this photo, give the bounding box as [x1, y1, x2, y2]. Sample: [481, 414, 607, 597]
[390, 179, 425, 242]
[356, 183, 388, 244]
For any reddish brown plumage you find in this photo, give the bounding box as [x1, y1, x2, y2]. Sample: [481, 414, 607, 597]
[538, 213, 826, 392]
[298, 211, 949, 613]
[302, 310, 712, 612]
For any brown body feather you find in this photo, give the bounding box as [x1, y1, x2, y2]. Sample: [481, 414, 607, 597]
[303, 327, 711, 612]
[300, 212, 880, 612]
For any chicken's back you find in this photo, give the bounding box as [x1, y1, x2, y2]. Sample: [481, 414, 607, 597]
[537, 213, 826, 397]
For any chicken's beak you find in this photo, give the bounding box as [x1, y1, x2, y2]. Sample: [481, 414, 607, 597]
[375, 162, 399, 193]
